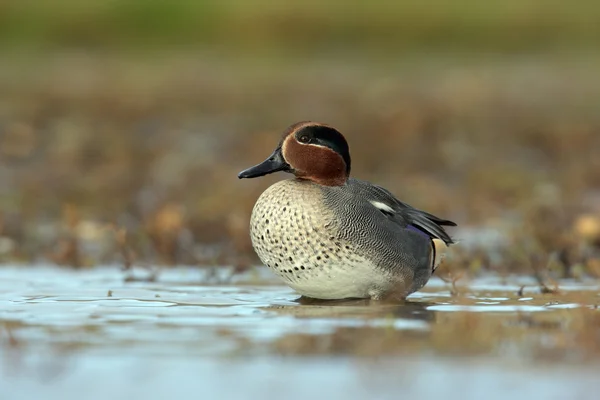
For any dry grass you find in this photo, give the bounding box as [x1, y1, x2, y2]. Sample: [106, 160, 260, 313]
[1, 3, 599, 275]
[0, 35, 599, 279]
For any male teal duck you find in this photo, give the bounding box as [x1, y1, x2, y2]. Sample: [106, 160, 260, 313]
[238, 121, 456, 300]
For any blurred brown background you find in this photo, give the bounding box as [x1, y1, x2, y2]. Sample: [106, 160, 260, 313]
[0, 1, 599, 275]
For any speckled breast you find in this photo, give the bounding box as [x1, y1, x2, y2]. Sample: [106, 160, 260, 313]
[249, 179, 336, 276]
[248, 179, 395, 299]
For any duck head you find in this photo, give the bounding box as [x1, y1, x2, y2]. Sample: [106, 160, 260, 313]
[238, 121, 351, 186]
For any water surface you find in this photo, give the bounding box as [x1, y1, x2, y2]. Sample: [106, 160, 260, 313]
[1, 266, 599, 400]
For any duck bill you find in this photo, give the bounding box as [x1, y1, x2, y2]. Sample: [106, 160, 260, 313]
[238, 147, 290, 179]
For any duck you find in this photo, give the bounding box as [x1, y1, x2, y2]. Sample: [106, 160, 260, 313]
[238, 121, 456, 300]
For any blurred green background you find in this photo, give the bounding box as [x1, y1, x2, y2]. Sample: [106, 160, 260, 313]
[1, 0, 600, 52]
[0, 0, 599, 274]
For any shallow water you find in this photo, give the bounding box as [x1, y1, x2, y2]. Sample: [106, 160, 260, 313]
[1, 266, 599, 400]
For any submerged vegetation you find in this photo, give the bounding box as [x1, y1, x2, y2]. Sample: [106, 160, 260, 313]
[1, 269, 599, 365]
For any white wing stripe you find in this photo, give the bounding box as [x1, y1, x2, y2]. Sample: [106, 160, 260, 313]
[370, 200, 395, 214]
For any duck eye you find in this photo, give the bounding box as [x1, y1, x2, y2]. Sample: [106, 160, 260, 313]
[298, 135, 310, 143]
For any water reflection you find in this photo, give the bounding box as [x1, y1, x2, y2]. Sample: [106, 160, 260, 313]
[1, 266, 600, 400]
[272, 296, 436, 323]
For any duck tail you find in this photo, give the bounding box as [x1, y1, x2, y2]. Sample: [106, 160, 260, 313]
[431, 238, 449, 272]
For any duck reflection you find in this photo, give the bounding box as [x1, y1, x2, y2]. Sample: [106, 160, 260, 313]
[264, 296, 435, 323]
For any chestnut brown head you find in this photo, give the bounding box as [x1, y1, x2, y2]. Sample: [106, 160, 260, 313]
[238, 121, 351, 186]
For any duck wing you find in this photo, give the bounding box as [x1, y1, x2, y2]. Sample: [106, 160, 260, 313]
[348, 179, 457, 245]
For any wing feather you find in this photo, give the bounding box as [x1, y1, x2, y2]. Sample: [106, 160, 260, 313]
[351, 179, 456, 245]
